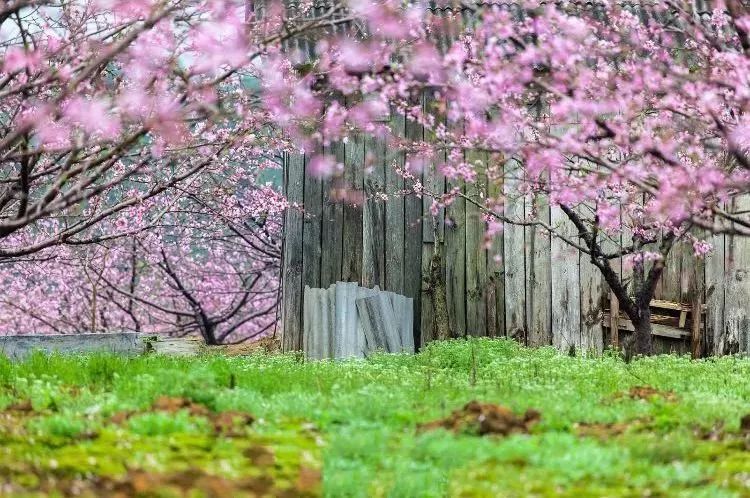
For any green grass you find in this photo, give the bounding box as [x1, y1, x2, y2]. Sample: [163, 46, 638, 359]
[1, 338, 750, 497]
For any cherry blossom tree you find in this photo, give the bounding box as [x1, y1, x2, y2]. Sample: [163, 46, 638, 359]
[0, 174, 285, 344]
[264, 0, 750, 355]
[0, 0, 350, 341]
[0, 0, 348, 257]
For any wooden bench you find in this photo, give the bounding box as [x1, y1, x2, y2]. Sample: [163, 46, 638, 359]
[603, 292, 705, 346]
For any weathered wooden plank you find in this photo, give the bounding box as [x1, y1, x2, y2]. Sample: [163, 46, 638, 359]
[580, 244, 605, 354]
[659, 232, 685, 302]
[402, 297, 415, 353]
[602, 314, 691, 339]
[320, 144, 345, 288]
[385, 111, 405, 295]
[465, 149, 487, 337]
[705, 228, 724, 356]
[421, 91, 446, 243]
[527, 193, 551, 346]
[578, 204, 604, 354]
[420, 242, 436, 345]
[599, 208, 622, 350]
[146, 337, 203, 356]
[342, 133, 365, 283]
[445, 177, 467, 338]
[720, 195, 750, 354]
[503, 159, 526, 340]
[420, 90, 446, 345]
[487, 154, 505, 338]
[683, 229, 706, 357]
[550, 205, 581, 352]
[302, 157, 322, 289]
[441, 113, 467, 339]
[362, 136, 386, 289]
[404, 109, 423, 346]
[281, 152, 305, 352]
[0, 333, 142, 360]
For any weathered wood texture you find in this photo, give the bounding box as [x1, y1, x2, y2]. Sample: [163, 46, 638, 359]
[282, 134, 741, 356]
[0, 333, 203, 360]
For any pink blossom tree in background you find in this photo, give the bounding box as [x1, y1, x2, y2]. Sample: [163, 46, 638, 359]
[0, 0, 353, 341]
[263, 0, 750, 355]
[0, 177, 286, 344]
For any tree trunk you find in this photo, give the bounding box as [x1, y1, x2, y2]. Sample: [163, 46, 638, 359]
[430, 241, 452, 341]
[631, 318, 653, 356]
[626, 300, 653, 358]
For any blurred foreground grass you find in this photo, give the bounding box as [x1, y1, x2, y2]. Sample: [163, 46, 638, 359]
[1, 338, 750, 497]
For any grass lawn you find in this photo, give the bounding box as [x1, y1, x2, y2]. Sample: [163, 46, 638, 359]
[2, 338, 750, 497]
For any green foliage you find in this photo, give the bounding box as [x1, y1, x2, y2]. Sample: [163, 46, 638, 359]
[1, 338, 750, 496]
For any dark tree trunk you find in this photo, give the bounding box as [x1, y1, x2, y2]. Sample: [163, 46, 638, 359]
[631, 316, 653, 356]
[628, 290, 654, 356]
[203, 322, 219, 345]
[430, 243, 451, 341]
[427, 216, 452, 341]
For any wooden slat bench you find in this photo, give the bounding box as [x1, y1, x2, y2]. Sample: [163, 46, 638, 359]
[603, 293, 705, 349]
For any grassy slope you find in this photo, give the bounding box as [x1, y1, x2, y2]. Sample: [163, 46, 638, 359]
[1, 339, 750, 497]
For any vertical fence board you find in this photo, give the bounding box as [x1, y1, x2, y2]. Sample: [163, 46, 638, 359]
[363, 137, 386, 289]
[601, 212, 623, 350]
[342, 134, 365, 283]
[486, 155, 505, 337]
[721, 195, 750, 354]
[404, 111, 424, 345]
[503, 159, 526, 340]
[281, 153, 305, 351]
[465, 150, 487, 337]
[576, 204, 603, 353]
[386, 112, 405, 295]
[527, 194, 551, 346]
[420, 92, 445, 345]
[302, 160, 322, 290]
[580, 246, 605, 354]
[321, 144, 345, 288]
[445, 181, 467, 338]
[659, 239, 684, 302]
[551, 206, 581, 352]
[705, 228, 724, 356]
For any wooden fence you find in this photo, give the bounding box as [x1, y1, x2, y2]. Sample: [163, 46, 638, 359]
[280, 109, 750, 357]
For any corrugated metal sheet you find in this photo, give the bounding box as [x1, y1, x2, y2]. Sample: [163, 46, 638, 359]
[303, 282, 414, 359]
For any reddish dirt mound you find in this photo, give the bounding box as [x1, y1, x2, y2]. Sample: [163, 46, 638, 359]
[100, 468, 279, 498]
[4, 400, 33, 412]
[618, 386, 678, 402]
[153, 395, 211, 416]
[575, 417, 653, 439]
[575, 421, 632, 438]
[110, 396, 254, 436]
[419, 400, 541, 436]
[217, 337, 281, 356]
